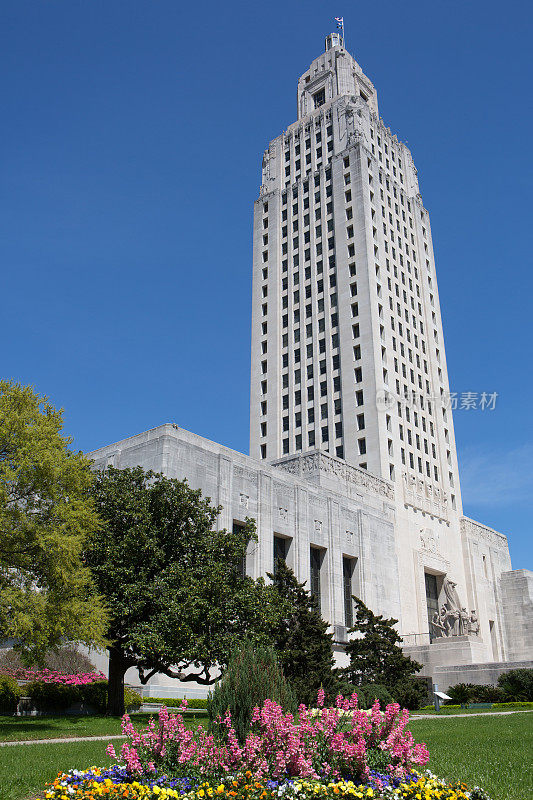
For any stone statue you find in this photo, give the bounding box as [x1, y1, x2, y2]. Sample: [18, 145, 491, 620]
[431, 611, 446, 638]
[443, 578, 462, 612]
[469, 610, 480, 636]
[459, 607, 470, 636]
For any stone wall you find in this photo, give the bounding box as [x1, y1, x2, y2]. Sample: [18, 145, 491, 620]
[501, 570, 533, 661]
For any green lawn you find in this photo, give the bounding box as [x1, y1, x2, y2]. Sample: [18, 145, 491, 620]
[0, 711, 208, 743]
[409, 713, 533, 800]
[0, 712, 530, 800]
[0, 738, 114, 800]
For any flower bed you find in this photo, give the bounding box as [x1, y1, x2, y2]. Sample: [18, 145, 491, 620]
[0, 667, 106, 685]
[37, 768, 492, 800]
[35, 694, 493, 800]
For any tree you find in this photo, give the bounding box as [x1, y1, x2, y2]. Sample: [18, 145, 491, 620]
[86, 466, 278, 715]
[267, 559, 337, 704]
[208, 641, 295, 742]
[0, 380, 108, 662]
[343, 597, 421, 687]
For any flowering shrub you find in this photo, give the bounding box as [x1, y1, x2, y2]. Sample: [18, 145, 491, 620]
[36, 767, 493, 800]
[106, 694, 429, 784]
[0, 667, 106, 685]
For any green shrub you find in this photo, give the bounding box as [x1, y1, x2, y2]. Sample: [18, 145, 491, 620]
[493, 701, 533, 709]
[357, 684, 394, 709]
[391, 678, 427, 710]
[445, 683, 472, 705]
[80, 680, 108, 713]
[446, 682, 508, 705]
[497, 668, 533, 701]
[26, 681, 81, 710]
[208, 641, 296, 742]
[144, 697, 209, 709]
[124, 687, 142, 709]
[366, 746, 392, 772]
[0, 675, 21, 712]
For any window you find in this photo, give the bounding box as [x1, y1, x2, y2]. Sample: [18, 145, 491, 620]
[343, 557, 356, 628]
[313, 88, 326, 108]
[358, 437, 366, 455]
[425, 573, 439, 642]
[274, 535, 289, 573]
[233, 521, 248, 578]
[310, 547, 323, 611]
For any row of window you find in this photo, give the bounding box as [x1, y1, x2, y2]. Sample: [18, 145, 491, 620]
[273, 534, 357, 625]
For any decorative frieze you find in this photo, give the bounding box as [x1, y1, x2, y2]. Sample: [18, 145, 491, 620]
[402, 472, 449, 520]
[273, 452, 394, 500]
[461, 517, 508, 547]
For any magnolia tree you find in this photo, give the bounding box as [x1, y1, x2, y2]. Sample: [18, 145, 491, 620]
[86, 466, 280, 715]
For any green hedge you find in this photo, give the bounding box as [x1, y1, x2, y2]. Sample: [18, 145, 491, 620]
[493, 701, 533, 709]
[26, 681, 82, 710]
[0, 675, 22, 712]
[420, 701, 533, 711]
[24, 680, 142, 713]
[143, 696, 209, 710]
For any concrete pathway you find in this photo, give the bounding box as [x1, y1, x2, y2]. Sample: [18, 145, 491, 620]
[0, 733, 126, 747]
[1, 709, 531, 746]
[411, 709, 533, 719]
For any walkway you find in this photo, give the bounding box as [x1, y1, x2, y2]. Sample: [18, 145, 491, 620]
[0, 733, 126, 747]
[2, 709, 532, 746]
[411, 709, 533, 719]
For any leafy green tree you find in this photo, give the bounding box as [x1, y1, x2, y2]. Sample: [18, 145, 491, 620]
[208, 641, 295, 742]
[86, 466, 278, 715]
[343, 597, 421, 687]
[0, 380, 107, 662]
[267, 559, 337, 704]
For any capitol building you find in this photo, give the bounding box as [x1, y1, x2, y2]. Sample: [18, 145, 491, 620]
[89, 34, 532, 695]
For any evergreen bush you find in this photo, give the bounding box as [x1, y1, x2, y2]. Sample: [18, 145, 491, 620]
[208, 641, 295, 742]
[357, 683, 393, 709]
[497, 668, 533, 701]
[0, 675, 21, 712]
[391, 678, 428, 710]
[446, 682, 507, 705]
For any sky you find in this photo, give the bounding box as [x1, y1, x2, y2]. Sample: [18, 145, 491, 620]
[2, 0, 531, 568]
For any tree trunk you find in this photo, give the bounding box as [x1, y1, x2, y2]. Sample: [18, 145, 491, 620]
[107, 645, 127, 716]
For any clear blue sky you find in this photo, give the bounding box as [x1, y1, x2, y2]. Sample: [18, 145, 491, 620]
[2, 1, 531, 568]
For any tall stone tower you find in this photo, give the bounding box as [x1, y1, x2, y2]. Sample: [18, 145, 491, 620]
[250, 33, 461, 513]
[249, 34, 479, 646]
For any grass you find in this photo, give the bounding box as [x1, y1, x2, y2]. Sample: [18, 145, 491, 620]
[0, 738, 114, 800]
[409, 713, 533, 800]
[0, 711, 208, 742]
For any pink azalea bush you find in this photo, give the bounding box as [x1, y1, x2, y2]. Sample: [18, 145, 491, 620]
[0, 667, 106, 685]
[106, 693, 429, 783]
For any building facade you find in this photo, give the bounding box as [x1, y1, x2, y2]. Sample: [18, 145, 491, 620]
[84, 36, 531, 694]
